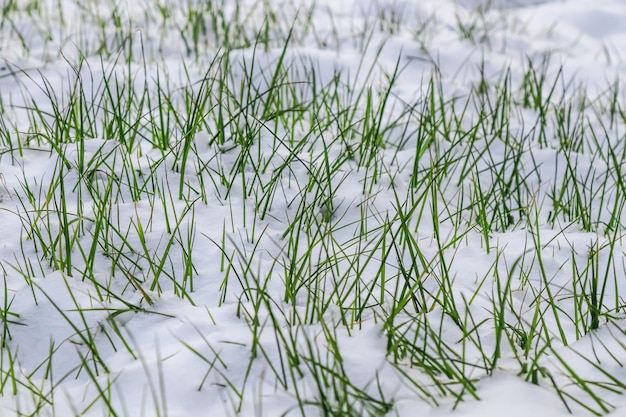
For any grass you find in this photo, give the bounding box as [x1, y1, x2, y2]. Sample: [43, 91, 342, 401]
[2, 0, 626, 416]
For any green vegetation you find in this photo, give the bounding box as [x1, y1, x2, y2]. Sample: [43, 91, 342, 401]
[1, 0, 626, 416]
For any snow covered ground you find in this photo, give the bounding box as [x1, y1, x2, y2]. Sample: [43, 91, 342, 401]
[2, 0, 626, 415]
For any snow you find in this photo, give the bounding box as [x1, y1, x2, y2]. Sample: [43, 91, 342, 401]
[2, 0, 626, 416]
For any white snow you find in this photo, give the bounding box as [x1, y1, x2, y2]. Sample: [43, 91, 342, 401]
[1, 0, 626, 416]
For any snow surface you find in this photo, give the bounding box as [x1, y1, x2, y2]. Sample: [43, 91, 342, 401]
[2, 0, 626, 416]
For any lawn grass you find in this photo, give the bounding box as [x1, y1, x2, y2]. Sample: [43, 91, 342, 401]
[2, 0, 626, 416]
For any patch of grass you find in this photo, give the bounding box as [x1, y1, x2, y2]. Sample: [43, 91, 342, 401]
[3, 1, 626, 416]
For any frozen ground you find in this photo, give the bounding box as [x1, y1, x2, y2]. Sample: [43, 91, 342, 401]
[2, 0, 626, 416]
